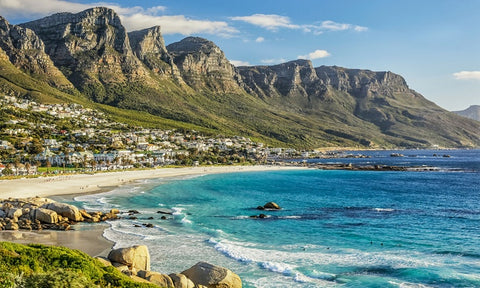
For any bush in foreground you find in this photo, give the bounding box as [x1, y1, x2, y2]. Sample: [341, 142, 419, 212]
[0, 242, 159, 288]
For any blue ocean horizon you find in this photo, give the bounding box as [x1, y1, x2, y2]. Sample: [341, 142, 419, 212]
[76, 149, 480, 287]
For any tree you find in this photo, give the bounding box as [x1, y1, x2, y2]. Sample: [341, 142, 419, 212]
[28, 138, 44, 155]
[2, 168, 13, 176]
[46, 160, 51, 174]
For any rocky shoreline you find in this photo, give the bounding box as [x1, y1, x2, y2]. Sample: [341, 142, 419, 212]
[0, 197, 242, 288]
[0, 197, 119, 231]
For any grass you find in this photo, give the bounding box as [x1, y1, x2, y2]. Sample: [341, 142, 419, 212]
[0, 242, 159, 288]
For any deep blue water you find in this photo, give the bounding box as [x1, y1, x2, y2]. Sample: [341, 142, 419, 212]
[75, 149, 480, 287]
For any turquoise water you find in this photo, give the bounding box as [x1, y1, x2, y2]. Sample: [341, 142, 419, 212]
[75, 150, 480, 287]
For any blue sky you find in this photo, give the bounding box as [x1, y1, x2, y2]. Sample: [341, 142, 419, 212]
[1, 0, 479, 110]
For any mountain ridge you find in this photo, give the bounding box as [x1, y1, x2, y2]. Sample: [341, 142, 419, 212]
[0, 7, 478, 149]
[453, 105, 480, 122]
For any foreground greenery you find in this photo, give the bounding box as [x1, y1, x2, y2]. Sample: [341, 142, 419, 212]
[0, 242, 159, 288]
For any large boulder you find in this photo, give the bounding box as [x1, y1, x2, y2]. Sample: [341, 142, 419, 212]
[138, 270, 174, 288]
[30, 208, 58, 224]
[181, 262, 242, 288]
[108, 245, 150, 271]
[42, 202, 83, 222]
[0, 209, 5, 218]
[169, 273, 195, 288]
[7, 208, 23, 219]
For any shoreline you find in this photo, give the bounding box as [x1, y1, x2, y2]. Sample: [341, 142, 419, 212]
[0, 165, 306, 199]
[0, 223, 113, 257]
[0, 165, 306, 257]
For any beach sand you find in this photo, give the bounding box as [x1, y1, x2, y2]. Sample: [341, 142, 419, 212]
[0, 165, 301, 199]
[0, 223, 113, 257]
[0, 165, 304, 256]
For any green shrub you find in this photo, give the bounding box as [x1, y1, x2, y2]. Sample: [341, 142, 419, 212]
[0, 242, 159, 288]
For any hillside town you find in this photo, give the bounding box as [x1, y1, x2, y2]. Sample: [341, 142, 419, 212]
[0, 95, 311, 176]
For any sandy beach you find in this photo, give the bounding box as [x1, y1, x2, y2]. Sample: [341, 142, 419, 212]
[0, 165, 304, 256]
[0, 165, 303, 199]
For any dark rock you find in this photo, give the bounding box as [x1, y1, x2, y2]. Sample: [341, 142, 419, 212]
[157, 209, 174, 215]
[256, 206, 265, 211]
[263, 202, 281, 210]
[160, 216, 167, 220]
[128, 210, 140, 214]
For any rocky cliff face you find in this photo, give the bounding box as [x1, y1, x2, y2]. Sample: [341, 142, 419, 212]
[0, 16, 73, 89]
[239, 60, 327, 102]
[167, 37, 243, 92]
[128, 26, 182, 80]
[20, 7, 151, 103]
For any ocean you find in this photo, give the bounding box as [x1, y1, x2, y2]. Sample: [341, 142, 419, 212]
[75, 149, 480, 287]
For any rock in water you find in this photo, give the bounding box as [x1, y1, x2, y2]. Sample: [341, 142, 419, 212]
[42, 202, 83, 222]
[108, 245, 150, 271]
[263, 202, 281, 210]
[181, 262, 242, 288]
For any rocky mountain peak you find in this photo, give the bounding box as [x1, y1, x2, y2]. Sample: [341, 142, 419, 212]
[20, 7, 132, 65]
[128, 26, 181, 78]
[0, 15, 73, 89]
[166, 36, 242, 92]
[315, 66, 411, 98]
[166, 37, 220, 55]
[238, 59, 325, 100]
[129, 26, 166, 59]
[19, 7, 152, 103]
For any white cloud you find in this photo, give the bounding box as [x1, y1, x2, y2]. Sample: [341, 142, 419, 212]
[255, 36, 265, 43]
[230, 14, 299, 31]
[230, 60, 250, 66]
[0, 0, 237, 36]
[231, 14, 367, 35]
[261, 58, 287, 65]
[453, 71, 480, 80]
[120, 14, 237, 36]
[298, 49, 330, 60]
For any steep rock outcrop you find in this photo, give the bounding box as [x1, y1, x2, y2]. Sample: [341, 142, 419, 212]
[239, 60, 325, 99]
[0, 16, 73, 89]
[167, 37, 243, 92]
[128, 26, 182, 80]
[20, 7, 152, 103]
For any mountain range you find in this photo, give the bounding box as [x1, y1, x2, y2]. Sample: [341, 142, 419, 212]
[0, 7, 478, 148]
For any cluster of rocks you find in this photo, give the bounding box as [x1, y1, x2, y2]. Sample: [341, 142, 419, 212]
[0, 197, 119, 231]
[99, 245, 241, 288]
[250, 202, 281, 219]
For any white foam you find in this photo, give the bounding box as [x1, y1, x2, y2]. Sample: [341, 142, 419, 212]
[260, 261, 294, 275]
[181, 217, 192, 224]
[280, 215, 302, 219]
[373, 208, 395, 212]
[171, 207, 184, 215]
